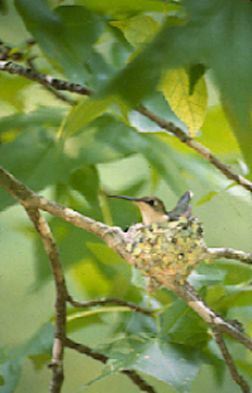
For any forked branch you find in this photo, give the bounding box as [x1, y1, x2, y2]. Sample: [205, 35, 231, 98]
[0, 165, 251, 393]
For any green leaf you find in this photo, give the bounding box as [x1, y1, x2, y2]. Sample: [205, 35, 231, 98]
[0, 128, 71, 210]
[198, 261, 252, 286]
[15, 2, 110, 84]
[70, 257, 117, 298]
[110, 15, 159, 48]
[100, 337, 201, 392]
[0, 73, 31, 110]
[0, 323, 53, 392]
[160, 299, 209, 347]
[85, 243, 132, 296]
[196, 191, 218, 206]
[70, 166, 100, 207]
[33, 217, 101, 288]
[77, 0, 168, 16]
[134, 340, 200, 392]
[0, 355, 21, 393]
[200, 106, 241, 155]
[188, 64, 207, 96]
[103, 1, 252, 170]
[65, 115, 186, 194]
[23, 323, 54, 360]
[0, 107, 64, 136]
[215, 286, 252, 309]
[62, 96, 112, 137]
[160, 68, 207, 136]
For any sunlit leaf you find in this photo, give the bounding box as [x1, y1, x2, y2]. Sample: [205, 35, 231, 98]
[70, 258, 111, 297]
[160, 68, 207, 136]
[103, 1, 252, 170]
[77, 0, 168, 16]
[200, 106, 241, 155]
[110, 15, 159, 48]
[196, 191, 218, 206]
[62, 96, 112, 137]
[0, 73, 31, 110]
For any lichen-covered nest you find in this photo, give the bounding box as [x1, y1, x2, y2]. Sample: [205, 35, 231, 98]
[125, 216, 207, 286]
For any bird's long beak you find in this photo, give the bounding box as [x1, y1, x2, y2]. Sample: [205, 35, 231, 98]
[108, 194, 142, 202]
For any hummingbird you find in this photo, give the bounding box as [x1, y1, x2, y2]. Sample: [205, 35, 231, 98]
[109, 191, 193, 225]
[109, 190, 206, 286]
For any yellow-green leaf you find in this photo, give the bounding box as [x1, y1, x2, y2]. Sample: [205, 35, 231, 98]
[61, 96, 112, 137]
[160, 68, 207, 136]
[110, 15, 159, 48]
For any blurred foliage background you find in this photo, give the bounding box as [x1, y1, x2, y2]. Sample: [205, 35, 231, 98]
[0, 0, 252, 392]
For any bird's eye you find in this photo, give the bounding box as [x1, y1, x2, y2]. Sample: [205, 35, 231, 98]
[149, 199, 157, 206]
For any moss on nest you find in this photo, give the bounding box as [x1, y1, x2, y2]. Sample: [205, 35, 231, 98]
[125, 216, 207, 285]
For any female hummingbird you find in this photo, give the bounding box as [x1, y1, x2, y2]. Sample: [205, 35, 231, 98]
[109, 191, 193, 225]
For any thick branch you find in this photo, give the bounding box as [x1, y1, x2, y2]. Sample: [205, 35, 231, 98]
[0, 165, 156, 392]
[24, 207, 67, 393]
[0, 60, 251, 193]
[0, 166, 127, 256]
[207, 248, 252, 265]
[67, 295, 154, 316]
[212, 327, 250, 393]
[65, 337, 157, 393]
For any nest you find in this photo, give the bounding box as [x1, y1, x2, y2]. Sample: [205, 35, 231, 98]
[125, 216, 207, 286]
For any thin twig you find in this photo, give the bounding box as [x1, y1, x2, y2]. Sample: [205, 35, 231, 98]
[207, 248, 252, 265]
[173, 282, 252, 351]
[24, 207, 67, 393]
[65, 337, 108, 363]
[0, 165, 252, 353]
[0, 60, 251, 193]
[212, 327, 250, 393]
[67, 295, 154, 316]
[0, 60, 93, 96]
[65, 337, 157, 393]
[26, 58, 76, 105]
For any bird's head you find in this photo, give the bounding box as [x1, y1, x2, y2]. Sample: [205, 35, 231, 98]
[109, 195, 167, 225]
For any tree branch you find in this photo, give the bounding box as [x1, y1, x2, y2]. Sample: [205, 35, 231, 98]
[64, 337, 157, 393]
[173, 282, 252, 351]
[0, 165, 251, 354]
[207, 247, 252, 265]
[0, 165, 158, 392]
[0, 165, 127, 257]
[0, 59, 251, 193]
[67, 295, 154, 316]
[138, 106, 252, 193]
[0, 60, 92, 96]
[212, 327, 250, 393]
[24, 207, 67, 393]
